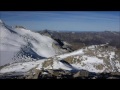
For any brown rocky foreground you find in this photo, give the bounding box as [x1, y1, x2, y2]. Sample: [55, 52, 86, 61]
[0, 69, 120, 79]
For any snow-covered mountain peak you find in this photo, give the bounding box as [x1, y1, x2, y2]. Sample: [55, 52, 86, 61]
[0, 19, 3, 23]
[0, 19, 5, 26]
[0, 20, 67, 66]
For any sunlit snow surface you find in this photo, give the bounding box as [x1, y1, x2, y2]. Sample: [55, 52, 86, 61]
[0, 60, 45, 73]
[57, 49, 84, 59]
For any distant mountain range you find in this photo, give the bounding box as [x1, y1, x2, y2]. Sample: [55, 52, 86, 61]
[37, 29, 120, 49]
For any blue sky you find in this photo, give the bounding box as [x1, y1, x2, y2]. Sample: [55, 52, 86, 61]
[0, 11, 120, 31]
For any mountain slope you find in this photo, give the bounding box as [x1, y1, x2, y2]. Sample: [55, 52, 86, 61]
[58, 45, 120, 73]
[0, 44, 120, 74]
[0, 20, 66, 66]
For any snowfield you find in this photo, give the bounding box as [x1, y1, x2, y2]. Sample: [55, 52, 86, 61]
[0, 59, 74, 73]
[71, 56, 106, 73]
[57, 49, 84, 59]
[0, 60, 45, 73]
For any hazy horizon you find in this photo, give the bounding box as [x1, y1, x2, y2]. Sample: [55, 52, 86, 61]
[0, 11, 120, 31]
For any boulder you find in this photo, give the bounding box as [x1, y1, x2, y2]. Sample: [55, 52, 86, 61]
[73, 70, 89, 78]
